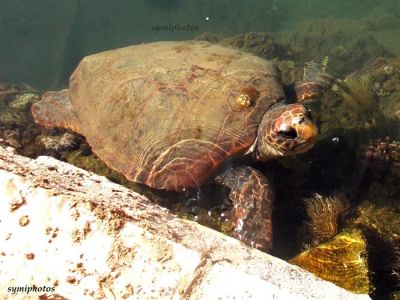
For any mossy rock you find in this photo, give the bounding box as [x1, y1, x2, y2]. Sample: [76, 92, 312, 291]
[62, 150, 140, 191]
[290, 228, 371, 294]
[277, 18, 393, 77]
[348, 200, 400, 246]
[219, 32, 288, 60]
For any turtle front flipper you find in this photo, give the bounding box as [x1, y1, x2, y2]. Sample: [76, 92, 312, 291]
[285, 60, 333, 102]
[31, 89, 81, 134]
[214, 166, 274, 252]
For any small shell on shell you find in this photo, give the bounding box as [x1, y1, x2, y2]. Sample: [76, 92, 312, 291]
[236, 94, 252, 108]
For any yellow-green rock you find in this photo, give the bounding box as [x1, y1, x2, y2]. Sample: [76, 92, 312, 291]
[290, 228, 371, 294]
[349, 201, 400, 245]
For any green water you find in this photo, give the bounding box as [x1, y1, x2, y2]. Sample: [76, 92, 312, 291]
[1, 0, 399, 88]
[1, 1, 400, 299]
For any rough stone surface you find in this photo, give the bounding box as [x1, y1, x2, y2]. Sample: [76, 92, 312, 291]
[0, 146, 370, 299]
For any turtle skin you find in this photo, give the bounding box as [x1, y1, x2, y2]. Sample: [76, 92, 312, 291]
[31, 41, 327, 252]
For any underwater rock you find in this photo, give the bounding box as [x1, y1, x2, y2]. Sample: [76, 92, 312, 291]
[290, 228, 371, 294]
[300, 193, 350, 248]
[360, 13, 400, 33]
[0, 81, 38, 105]
[356, 137, 400, 200]
[0, 82, 86, 166]
[337, 74, 377, 119]
[349, 201, 400, 246]
[313, 56, 400, 139]
[346, 200, 400, 299]
[61, 148, 167, 206]
[317, 72, 384, 135]
[0, 108, 31, 127]
[359, 137, 400, 177]
[61, 149, 145, 193]
[176, 204, 236, 238]
[38, 132, 81, 153]
[0, 81, 21, 102]
[393, 243, 400, 294]
[9, 92, 39, 111]
[276, 18, 393, 77]
[392, 291, 400, 300]
[219, 32, 288, 60]
[274, 60, 303, 85]
[389, 242, 400, 299]
[356, 57, 400, 123]
[0, 128, 22, 149]
[0, 83, 43, 155]
[0, 92, 38, 127]
[194, 32, 222, 43]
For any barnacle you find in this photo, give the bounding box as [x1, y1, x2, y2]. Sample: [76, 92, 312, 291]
[236, 86, 260, 108]
[236, 94, 252, 108]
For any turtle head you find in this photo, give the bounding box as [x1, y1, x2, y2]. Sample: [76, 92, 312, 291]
[256, 103, 318, 161]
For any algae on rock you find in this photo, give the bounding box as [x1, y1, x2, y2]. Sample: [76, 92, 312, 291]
[290, 228, 371, 294]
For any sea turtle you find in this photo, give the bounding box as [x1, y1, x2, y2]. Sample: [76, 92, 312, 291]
[31, 41, 331, 252]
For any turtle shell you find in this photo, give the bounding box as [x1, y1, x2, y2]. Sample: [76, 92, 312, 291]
[67, 41, 285, 191]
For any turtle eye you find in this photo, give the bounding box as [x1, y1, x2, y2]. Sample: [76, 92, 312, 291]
[306, 109, 312, 119]
[297, 116, 306, 125]
[278, 127, 297, 139]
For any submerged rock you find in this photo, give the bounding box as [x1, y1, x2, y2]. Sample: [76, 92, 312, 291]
[9, 92, 39, 111]
[290, 228, 371, 294]
[357, 57, 400, 123]
[0, 81, 23, 102]
[317, 58, 400, 136]
[358, 137, 400, 179]
[276, 18, 393, 76]
[0, 83, 43, 155]
[317, 74, 384, 135]
[219, 32, 288, 60]
[349, 201, 400, 246]
[0, 92, 38, 127]
[346, 200, 400, 299]
[351, 137, 400, 209]
[313, 58, 400, 138]
[37, 132, 81, 153]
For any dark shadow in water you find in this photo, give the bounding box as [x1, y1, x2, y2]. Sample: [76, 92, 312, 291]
[265, 117, 400, 259]
[365, 230, 399, 300]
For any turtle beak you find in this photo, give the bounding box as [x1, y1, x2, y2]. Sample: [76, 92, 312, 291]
[280, 105, 318, 154]
[296, 121, 318, 144]
[289, 119, 318, 154]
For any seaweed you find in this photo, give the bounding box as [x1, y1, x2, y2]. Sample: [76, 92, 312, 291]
[300, 193, 350, 248]
[338, 73, 377, 120]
